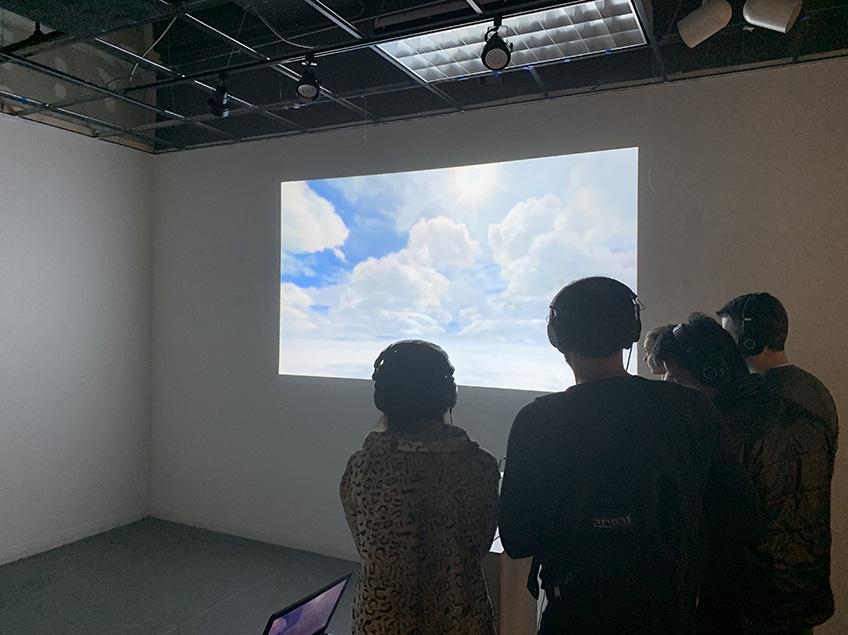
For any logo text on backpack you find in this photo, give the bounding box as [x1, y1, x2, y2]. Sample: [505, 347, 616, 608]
[591, 514, 633, 529]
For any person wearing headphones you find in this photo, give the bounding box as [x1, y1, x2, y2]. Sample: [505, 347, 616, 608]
[499, 277, 761, 634]
[339, 340, 499, 635]
[656, 314, 835, 634]
[718, 292, 838, 449]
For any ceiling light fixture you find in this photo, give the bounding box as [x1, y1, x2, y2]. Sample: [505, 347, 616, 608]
[677, 0, 732, 48]
[743, 0, 803, 33]
[296, 54, 320, 102]
[376, 0, 647, 83]
[481, 17, 512, 71]
[207, 72, 230, 118]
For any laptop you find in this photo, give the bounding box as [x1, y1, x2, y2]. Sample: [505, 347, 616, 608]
[261, 573, 353, 635]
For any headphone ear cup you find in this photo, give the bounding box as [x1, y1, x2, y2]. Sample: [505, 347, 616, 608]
[373, 386, 384, 413]
[444, 378, 458, 410]
[630, 295, 642, 345]
[547, 319, 560, 350]
[698, 357, 729, 388]
[740, 331, 765, 356]
[631, 315, 642, 345]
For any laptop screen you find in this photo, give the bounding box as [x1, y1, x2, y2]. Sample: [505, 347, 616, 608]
[264, 576, 350, 635]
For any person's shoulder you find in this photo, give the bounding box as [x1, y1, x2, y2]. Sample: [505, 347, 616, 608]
[469, 444, 500, 477]
[513, 389, 579, 425]
[773, 394, 830, 436]
[345, 432, 387, 463]
[522, 377, 712, 412]
[627, 376, 716, 411]
[767, 365, 830, 393]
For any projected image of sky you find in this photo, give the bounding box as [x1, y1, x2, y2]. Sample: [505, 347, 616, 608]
[280, 148, 637, 392]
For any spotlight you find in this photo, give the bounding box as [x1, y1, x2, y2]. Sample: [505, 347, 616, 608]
[743, 0, 803, 33]
[207, 73, 230, 118]
[481, 17, 512, 71]
[296, 54, 320, 102]
[677, 0, 732, 48]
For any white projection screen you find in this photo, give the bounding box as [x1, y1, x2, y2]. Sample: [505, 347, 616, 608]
[280, 148, 637, 392]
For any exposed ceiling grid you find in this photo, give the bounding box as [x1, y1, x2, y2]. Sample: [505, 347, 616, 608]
[0, 0, 845, 153]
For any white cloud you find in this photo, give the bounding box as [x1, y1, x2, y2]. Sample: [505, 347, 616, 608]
[280, 282, 319, 335]
[488, 194, 563, 268]
[500, 231, 634, 300]
[339, 252, 451, 321]
[406, 216, 480, 268]
[281, 181, 349, 254]
[328, 162, 505, 237]
[487, 177, 636, 300]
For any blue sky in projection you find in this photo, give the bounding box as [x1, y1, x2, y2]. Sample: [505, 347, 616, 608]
[280, 148, 638, 391]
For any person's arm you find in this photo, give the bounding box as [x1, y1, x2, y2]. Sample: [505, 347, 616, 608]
[499, 403, 548, 559]
[339, 454, 364, 556]
[475, 452, 501, 558]
[702, 404, 766, 548]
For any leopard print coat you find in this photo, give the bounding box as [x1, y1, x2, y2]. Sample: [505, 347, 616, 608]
[340, 422, 500, 635]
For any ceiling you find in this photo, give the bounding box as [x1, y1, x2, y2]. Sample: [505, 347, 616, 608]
[1, 0, 846, 153]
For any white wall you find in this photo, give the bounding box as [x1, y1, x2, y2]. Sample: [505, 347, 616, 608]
[151, 58, 848, 631]
[0, 116, 153, 564]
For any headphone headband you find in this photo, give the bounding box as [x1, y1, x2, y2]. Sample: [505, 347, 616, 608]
[372, 340, 457, 418]
[738, 294, 765, 356]
[547, 278, 642, 353]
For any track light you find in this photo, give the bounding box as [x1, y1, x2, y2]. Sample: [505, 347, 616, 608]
[296, 54, 320, 102]
[677, 0, 732, 48]
[743, 0, 803, 33]
[207, 72, 230, 118]
[481, 17, 512, 71]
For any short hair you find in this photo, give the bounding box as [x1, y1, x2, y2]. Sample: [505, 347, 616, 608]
[549, 277, 640, 358]
[717, 293, 788, 351]
[644, 324, 675, 352]
[644, 324, 675, 369]
[654, 313, 749, 385]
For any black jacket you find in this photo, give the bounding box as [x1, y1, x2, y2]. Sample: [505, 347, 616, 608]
[712, 374, 835, 631]
[500, 376, 762, 634]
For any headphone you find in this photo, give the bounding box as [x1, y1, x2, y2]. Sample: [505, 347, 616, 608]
[672, 323, 729, 388]
[737, 294, 765, 356]
[372, 340, 457, 416]
[547, 279, 642, 353]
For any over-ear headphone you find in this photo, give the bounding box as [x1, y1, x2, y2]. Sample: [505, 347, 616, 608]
[547, 279, 642, 353]
[372, 340, 457, 417]
[738, 294, 765, 356]
[672, 323, 729, 388]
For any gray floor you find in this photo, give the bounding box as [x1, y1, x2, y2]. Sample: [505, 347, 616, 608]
[0, 518, 358, 635]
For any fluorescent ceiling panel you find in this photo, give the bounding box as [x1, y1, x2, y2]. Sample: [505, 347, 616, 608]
[377, 0, 647, 83]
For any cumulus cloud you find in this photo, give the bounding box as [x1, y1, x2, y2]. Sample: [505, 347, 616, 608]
[338, 253, 451, 322]
[406, 217, 480, 268]
[281, 181, 349, 254]
[280, 282, 319, 335]
[487, 178, 636, 300]
[488, 195, 563, 268]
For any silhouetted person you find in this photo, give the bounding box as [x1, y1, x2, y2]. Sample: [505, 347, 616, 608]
[644, 324, 675, 375]
[340, 340, 499, 635]
[657, 314, 835, 634]
[718, 292, 838, 448]
[499, 277, 761, 634]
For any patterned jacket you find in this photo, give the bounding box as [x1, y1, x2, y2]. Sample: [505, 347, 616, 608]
[340, 422, 500, 635]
